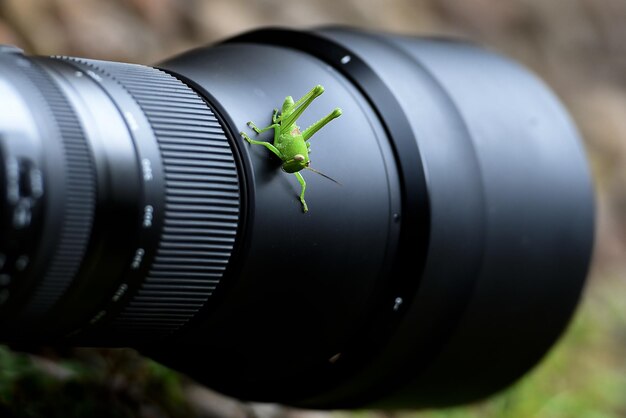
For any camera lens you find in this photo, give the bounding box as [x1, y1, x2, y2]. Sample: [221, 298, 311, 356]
[0, 27, 594, 409]
[0, 52, 241, 344]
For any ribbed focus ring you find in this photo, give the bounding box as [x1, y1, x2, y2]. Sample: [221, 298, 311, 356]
[19, 60, 96, 318]
[81, 61, 240, 336]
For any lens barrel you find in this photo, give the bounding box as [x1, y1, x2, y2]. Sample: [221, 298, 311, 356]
[0, 27, 594, 409]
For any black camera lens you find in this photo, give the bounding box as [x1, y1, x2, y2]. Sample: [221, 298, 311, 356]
[0, 27, 594, 409]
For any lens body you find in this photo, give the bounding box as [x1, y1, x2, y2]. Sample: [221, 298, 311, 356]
[0, 28, 594, 409]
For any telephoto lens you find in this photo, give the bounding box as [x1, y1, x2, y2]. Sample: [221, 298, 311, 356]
[0, 28, 594, 409]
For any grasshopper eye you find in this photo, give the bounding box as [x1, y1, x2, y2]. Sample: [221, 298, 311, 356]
[294, 154, 305, 162]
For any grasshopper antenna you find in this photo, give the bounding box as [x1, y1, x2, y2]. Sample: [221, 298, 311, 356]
[306, 166, 342, 185]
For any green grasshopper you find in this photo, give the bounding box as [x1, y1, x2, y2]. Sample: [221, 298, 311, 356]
[240, 85, 342, 213]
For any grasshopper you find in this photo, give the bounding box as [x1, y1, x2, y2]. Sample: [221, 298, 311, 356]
[240, 85, 342, 213]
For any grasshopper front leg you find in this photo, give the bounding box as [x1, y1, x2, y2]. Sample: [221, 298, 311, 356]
[240, 131, 284, 160]
[294, 172, 308, 213]
[247, 121, 280, 135]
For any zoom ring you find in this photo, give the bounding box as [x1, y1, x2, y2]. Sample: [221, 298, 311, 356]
[85, 61, 240, 337]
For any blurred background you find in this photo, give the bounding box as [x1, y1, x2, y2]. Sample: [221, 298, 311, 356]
[0, 0, 624, 417]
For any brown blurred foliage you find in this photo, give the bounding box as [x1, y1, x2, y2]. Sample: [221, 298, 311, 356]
[0, 0, 624, 417]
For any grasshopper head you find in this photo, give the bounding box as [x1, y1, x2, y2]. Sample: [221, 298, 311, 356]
[282, 153, 310, 173]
